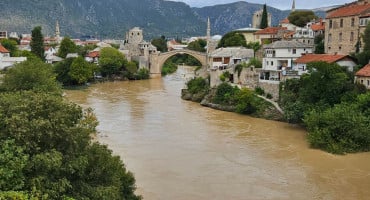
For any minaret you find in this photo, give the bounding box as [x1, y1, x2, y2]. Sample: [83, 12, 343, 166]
[55, 21, 60, 38]
[206, 17, 211, 54]
[292, 0, 296, 12]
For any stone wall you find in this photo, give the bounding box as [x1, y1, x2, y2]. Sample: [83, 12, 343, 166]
[257, 81, 280, 101]
[234, 67, 260, 89]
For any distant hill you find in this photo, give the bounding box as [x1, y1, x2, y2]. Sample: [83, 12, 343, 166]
[0, 0, 326, 39]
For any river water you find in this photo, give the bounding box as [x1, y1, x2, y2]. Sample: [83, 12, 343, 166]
[65, 66, 370, 200]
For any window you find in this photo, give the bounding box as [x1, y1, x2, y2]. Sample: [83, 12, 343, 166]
[339, 32, 342, 42]
[292, 49, 297, 54]
[351, 18, 355, 27]
[339, 46, 342, 50]
[329, 20, 333, 28]
[328, 33, 332, 43]
[350, 32, 354, 41]
[368, 80, 370, 86]
[340, 19, 343, 27]
[271, 61, 274, 65]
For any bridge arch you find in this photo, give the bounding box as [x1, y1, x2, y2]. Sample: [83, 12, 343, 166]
[150, 49, 207, 77]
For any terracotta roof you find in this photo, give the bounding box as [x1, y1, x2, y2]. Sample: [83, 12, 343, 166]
[311, 24, 325, 31]
[326, 3, 370, 18]
[255, 27, 287, 35]
[294, 54, 350, 64]
[280, 18, 290, 24]
[0, 45, 10, 53]
[356, 64, 370, 77]
[86, 51, 99, 58]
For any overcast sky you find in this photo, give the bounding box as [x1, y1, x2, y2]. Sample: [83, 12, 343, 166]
[170, 0, 355, 10]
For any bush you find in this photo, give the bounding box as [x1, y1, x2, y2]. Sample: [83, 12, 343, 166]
[266, 93, 273, 99]
[254, 87, 265, 95]
[305, 103, 370, 154]
[161, 61, 177, 76]
[136, 68, 150, 80]
[235, 88, 258, 114]
[213, 82, 238, 105]
[186, 77, 209, 94]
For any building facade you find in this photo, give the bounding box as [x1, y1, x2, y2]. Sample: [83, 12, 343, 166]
[325, 0, 370, 54]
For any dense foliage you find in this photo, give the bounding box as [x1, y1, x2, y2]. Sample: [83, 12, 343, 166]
[162, 55, 201, 76]
[279, 61, 369, 154]
[0, 38, 18, 56]
[99, 47, 127, 77]
[314, 34, 325, 54]
[288, 11, 317, 27]
[0, 59, 141, 199]
[260, 4, 268, 29]
[355, 22, 370, 66]
[151, 36, 167, 52]
[58, 37, 78, 58]
[30, 26, 44, 60]
[187, 39, 206, 52]
[218, 32, 246, 48]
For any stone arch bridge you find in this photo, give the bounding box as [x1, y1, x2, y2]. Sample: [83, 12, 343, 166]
[149, 49, 207, 77]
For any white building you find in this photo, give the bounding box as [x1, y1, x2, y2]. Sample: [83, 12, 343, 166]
[0, 44, 27, 70]
[260, 40, 313, 83]
[209, 47, 254, 87]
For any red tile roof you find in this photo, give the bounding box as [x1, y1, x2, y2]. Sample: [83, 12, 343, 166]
[255, 27, 287, 35]
[326, 2, 370, 18]
[0, 45, 10, 53]
[311, 24, 325, 31]
[356, 64, 370, 77]
[86, 51, 99, 58]
[294, 54, 351, 64]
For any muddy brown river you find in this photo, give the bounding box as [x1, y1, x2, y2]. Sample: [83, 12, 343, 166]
[65, 66, 370, 200]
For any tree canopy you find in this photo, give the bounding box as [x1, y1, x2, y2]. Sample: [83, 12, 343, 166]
[260, 4, 268, 29]
[30, 26, 45, 60]
[288, 11, 317, 27]
[218, 32, 246, 48]
[58, 37, 78, 58]
[187, 39, 206, 52]
[151, 35, 167, 52]
[99, 47, 127, 77]
[69, 57, 95, 84]
[0, 38, 18, 56]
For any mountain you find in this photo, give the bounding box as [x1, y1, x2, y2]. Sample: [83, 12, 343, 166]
[0, 0, 325, 39]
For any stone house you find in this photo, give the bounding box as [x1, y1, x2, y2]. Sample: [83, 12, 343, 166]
[252, 9, 272, 29]
[234, 27, 261, 44]
[209, 47, 254, 87]
[325, 0, 370, 55]
[85, 51, 100, 64]
[254, 27, 291, 44]
[355, 63, 370, 89]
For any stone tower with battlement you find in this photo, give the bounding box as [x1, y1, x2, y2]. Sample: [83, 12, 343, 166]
[252, 9, 272, 28]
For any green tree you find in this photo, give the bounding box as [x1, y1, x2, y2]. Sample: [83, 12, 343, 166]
[13, 50, 39, 61]
[187, 39, 206, 52]
[69, 57, 94, 84]
[0, 38, 18, 56]
[288, 11, 318, 27]
[314, 34, 325, 54]
[124, 61, 138, 79]
[0, 140, 28, 191]
[218, 32, 246, 48]
[246, 42, 261, 57]
[58, 37, 78, 58]
[260, 4, 268, 29]
[54, 58, 75, 85]
[363, 22, 370, 52]
[246, 57, 262, 68]
[151, 35, 167, 52]
[30, 26, 45, 60]
[1, 59, 61, 94]
[99, 47, 127, 77]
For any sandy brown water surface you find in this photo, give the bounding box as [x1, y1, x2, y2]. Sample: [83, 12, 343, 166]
[65, 67, 370, 200]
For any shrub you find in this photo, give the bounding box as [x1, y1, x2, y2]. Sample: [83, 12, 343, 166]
[213, 82, 238, 105]
[254, 87, 265, 95]
[235, 88, 258, 114]
[186, 77, 209, 94]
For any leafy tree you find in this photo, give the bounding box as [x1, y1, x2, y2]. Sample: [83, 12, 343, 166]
[1, 59, 61, 94]
[124, 61, 138, 79]
[151, 35, 167, 52]
[213, 82, 239, 105]
[0, 140, 28, 191]
[99, 47, 127, 77]
[13, 50, 39, 61]
[0, 38, 18, 56]
[30, 26, 45, 60]
[363, 22, 370, 52]
[245, 42, 261, 57]
[58, 37, 78, 58]
[54, 58, 75, 85]
[314, 34, 325, 54]
[305, 101, 370, 154]
[77, 44, 97, 57]
[246, 57, 262, 68]
[260, 4, 268, 29]
[218, 32, 246, 48]
[69, 57, 94, 84]
[288, 11, 317, 27]
[187, 39, 206, 52]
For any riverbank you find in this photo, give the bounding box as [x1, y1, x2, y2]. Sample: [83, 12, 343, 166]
[181, 86, 284, 121]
